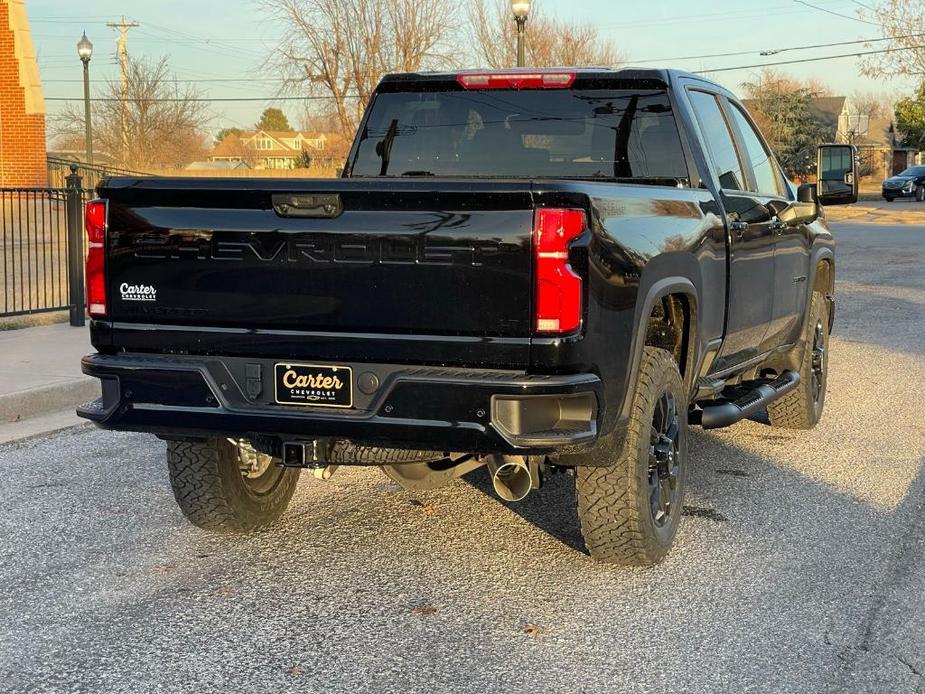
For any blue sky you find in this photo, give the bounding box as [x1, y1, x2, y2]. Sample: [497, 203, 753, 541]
[27, 0, 915, 135]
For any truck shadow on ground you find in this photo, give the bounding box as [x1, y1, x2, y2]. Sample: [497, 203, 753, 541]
[461, 427, 748, 556]
[463, 467, 587, 554]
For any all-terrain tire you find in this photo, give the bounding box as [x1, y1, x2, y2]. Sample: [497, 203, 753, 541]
[167, 438, 300, 532]
[767, 291, 830, 430]
[575, 347, 688, 566]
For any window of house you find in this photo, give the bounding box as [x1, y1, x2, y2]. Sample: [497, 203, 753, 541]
[256, 137, 272, 150]
[688, 90, 745, 191]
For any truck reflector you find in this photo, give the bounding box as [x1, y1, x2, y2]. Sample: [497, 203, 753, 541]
[534, 208, 584, 335]
[456, 72, 576, 90]
[85, 200, 107, 318]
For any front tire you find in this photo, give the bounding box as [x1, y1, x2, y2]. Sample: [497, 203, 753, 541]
[167, 438, 300, 532]
[575, 347, 688, 566]
[767, 292, 829, 429]
[916, 186, 925, 202]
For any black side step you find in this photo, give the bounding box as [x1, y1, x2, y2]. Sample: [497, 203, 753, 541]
[690, 370, 801, 430]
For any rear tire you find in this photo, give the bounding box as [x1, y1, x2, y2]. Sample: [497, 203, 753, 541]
[575, 347, 688, 566]
[167, 438, 300, 532]
[884, 196, 895, 202]
[767, 292, 829, 430]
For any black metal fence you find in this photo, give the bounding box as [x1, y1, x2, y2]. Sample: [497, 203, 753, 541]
[0, 168, 92, 325]
[47, 156, 151, 191]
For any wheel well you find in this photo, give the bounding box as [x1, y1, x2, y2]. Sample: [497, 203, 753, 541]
[814, 258, 834, 295]
[645, 293, 694, 380]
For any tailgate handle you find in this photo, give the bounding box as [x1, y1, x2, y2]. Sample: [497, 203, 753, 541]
[272, 193, 343, 218]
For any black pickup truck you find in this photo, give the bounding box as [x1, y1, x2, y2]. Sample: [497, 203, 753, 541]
[78, 68, 857, 565]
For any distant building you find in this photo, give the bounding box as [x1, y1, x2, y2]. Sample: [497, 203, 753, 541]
[744, 96, 918, 180]
[209, 130, 327, 170]
[808, 96, 916, 179]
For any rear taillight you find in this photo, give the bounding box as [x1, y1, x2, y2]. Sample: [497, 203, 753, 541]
[85, 200, 107, 317]
[534, 208, 585, 334]
[456, 72, 576, 90]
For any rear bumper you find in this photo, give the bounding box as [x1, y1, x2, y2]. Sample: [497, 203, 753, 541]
[77, 353, 603, 455]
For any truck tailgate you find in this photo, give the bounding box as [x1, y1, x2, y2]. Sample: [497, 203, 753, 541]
[99, 178, 535, 364]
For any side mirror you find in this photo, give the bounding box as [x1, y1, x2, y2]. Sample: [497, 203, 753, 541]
[816, 143, 858, 206]
[771, 183, 818, 226]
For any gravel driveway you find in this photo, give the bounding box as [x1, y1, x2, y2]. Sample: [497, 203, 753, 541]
[1, 222, 923, 694]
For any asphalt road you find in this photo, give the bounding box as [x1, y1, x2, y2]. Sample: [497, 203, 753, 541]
[2, 222, 924, 694]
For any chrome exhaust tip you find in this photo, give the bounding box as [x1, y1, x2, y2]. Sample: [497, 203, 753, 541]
[489, 456, 535, 502]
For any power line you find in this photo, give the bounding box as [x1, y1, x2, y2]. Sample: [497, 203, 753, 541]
[44, 43, 923, 99]
[42, 77, 284, 83]
[790, 0, 880, 25]
[695, 43, 925, 73]
[45, 95, 359, 102]
[635, 32, 925, 63]
[597, 1, 853, 29]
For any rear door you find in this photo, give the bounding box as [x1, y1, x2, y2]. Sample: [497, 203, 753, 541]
[722, 98, 810, 351]
[686, 89, 777, 373]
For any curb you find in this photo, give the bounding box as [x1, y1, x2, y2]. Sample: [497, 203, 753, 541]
[0, 377, 99, 423]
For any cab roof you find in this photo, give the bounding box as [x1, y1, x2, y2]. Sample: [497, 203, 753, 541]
[377, 67, 722, 92]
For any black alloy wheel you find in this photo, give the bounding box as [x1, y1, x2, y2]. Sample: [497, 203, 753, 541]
[648, 391, 681, 528]
[810, 319, 826, 405]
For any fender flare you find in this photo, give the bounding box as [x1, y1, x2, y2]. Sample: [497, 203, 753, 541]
[619, 276, 700, 421]
[803, 245, 835, 333]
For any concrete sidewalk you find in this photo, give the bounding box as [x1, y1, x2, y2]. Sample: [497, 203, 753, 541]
[826, 198, 925, 225]
[0, 323, 97, 429]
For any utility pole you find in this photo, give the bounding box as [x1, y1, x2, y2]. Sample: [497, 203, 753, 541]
[106, 16, 140, 166]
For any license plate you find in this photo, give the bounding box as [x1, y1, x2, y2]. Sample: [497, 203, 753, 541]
[274, 363, 353, 408]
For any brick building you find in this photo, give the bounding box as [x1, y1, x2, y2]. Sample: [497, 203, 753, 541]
[0, 0, 46, 187]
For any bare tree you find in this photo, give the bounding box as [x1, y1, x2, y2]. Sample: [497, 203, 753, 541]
[262, 0, 458, 136]
[850, 90, 894, 121]
[468, 0, 623, 69]
[52, 57, 209, 170]
[858, 0, 925, 79]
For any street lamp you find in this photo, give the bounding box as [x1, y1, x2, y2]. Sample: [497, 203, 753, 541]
[77, 32, 93, 167]
[510, 0, 530, 67]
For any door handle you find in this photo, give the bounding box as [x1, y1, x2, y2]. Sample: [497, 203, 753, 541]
[729, 219, 748, 239]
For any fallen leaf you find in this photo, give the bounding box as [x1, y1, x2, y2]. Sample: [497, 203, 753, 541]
[153, 564, 176, 573]
[410, 606, 438, 616]
[287, 666, 304, 677]
[209, 586, 237, 598]
[420, 504, 435, 514]
[523, 623, 544, 638]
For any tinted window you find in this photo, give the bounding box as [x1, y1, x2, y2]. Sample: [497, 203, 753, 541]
[688, 90, 745, 191]
[351, 89, 689, 183]
[728, 102, 782, 196]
